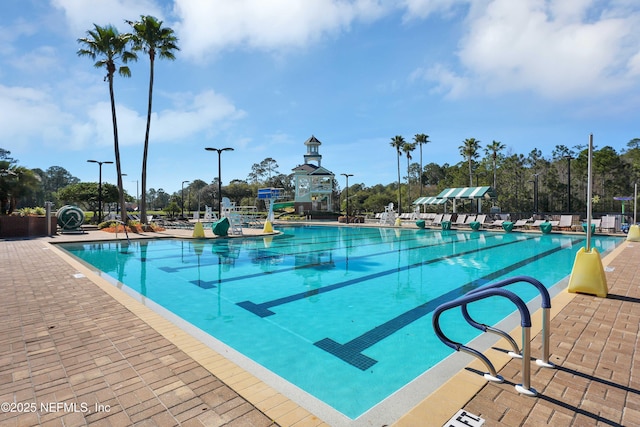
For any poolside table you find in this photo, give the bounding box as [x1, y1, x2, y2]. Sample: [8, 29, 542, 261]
[502, 221, 514, 232]
[470, 221, 481, 231]
[582, 223, 596, 233]
[416, 220, 426, 229]
[441, 221, 451, 230]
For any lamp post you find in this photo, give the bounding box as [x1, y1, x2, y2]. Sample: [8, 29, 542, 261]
[87, 159, 113, 223]
[205, 147, 234, 218]
[181, 180, 189, 219]
[341, 173, 353, 223]
[531, 173, 539, 214]
[564, 155, 573, 213]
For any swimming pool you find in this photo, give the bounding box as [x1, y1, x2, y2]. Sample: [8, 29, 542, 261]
[59, 226, 621, 423]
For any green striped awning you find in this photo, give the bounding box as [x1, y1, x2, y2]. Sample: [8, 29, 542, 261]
[412, 196, 447, 205]
[436, 186, 496, 199]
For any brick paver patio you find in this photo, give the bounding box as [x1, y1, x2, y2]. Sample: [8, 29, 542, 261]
[0, 235, 278, 427]
[460, 241, 640, 426]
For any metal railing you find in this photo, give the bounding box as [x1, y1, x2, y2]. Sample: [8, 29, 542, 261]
[112, 220, 131, 245]
[462, 275, 555, 368]
[432, 287, 538, 396]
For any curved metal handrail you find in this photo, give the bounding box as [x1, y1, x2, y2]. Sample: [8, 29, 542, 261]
[112, 220, 131, 246]
[462, 275, 554, 368]
[432, 287, 537, 396]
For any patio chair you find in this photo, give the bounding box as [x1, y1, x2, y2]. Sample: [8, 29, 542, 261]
[556, 215, 573, 230]
[512, 219, 529, 228]
[475, 214, 487, 225]
[453, 214, 467, 226]
[431, 213, 444, 226]
[601, 215, 617, 232]
[486, 219, 504, 228]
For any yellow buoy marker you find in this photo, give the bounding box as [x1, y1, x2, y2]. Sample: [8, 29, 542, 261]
[395, 217, 402, 227]
[263, 220, 273, 233]
[192, 221, 205, 238]
[627, 224, 640, 242]
[567, 247, 608, 298]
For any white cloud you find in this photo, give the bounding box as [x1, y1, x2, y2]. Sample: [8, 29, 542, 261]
[414, 0, 640, 100]
[51, 0, 165, 35]
[76, 89, 245, 150]
[400, 0, 468, 20]
[173, 0, 387, 59]
[0, 85, 74, 147]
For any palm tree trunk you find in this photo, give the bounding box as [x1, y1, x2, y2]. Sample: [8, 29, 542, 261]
[419, 143, 423, 197]
[141, 56, 155, 225]
[108, 77, 126, 222]
[407, 155, 411, 209]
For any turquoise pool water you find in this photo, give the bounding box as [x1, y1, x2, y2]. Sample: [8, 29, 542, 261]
[59, 226, 621, 419]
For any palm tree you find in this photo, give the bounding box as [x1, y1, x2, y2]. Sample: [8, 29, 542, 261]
[413, 133, 430, 196]
[77, 24, 136, 222]
[402, 141, 416, 209]
[390, 136, 405, 213]
[459, 138, 481, 186]
[127, 16, 179, 225]
[484, 140, 505, 191]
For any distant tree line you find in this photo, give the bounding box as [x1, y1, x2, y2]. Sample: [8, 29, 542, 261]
[3, 136, 640, 219]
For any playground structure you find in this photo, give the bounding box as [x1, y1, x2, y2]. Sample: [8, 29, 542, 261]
[258, 188, 292, 233]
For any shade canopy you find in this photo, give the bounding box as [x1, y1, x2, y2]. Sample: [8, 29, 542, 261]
[436, 186, 496, 200]
[412, 196, 447, 205]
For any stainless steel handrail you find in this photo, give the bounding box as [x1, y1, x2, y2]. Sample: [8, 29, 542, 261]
[432, 287, 537, 396]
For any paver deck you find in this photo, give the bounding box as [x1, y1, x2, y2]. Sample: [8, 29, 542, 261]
[1, 226, 638, 426]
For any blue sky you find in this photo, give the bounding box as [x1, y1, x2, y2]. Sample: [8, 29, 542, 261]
[2, 0, 639, 198]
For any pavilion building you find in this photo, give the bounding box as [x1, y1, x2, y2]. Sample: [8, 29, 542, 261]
[292, 135, 335, 214]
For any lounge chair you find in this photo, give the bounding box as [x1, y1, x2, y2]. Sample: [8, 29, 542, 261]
[486, 219, 504, 228]
[601, 215, 616, 232]
[557, 215, 573, 230]
[512, 219, 529, 228]
[453, 214, 467, 226]
[475, 214, 487, 225]
[431, 213, 444, 226]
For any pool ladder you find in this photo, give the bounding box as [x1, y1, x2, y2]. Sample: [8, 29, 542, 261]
[432, 276, 556, 397]
[112, 220, 131, 245]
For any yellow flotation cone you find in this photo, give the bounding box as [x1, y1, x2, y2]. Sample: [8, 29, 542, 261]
[263, 220, 273, 233]
[395, 217, 402, 227]
[567, 247, 608, 298]
[192, 221, 205, 238]
[626, 224, 640, 242]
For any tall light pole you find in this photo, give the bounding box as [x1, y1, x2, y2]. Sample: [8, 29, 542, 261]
[87, 159, 113, 223]
[121, 173, 139, 212]
[341, 173, 353, 223]
[564, 155, 573, 213]
[533, 173, 539, 214]
[205, 147, 234, 218]
[181, 180, 189, 218]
